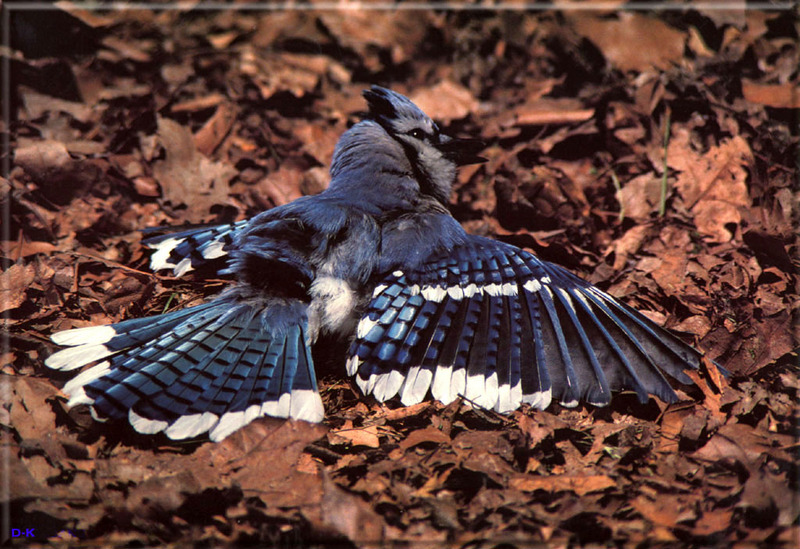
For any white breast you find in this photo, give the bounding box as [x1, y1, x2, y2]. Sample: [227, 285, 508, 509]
[307, 275, 359, 340]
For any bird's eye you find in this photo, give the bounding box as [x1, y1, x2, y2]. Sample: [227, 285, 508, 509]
[406, 129, 426, 140]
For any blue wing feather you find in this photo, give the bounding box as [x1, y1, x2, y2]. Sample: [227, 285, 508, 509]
[50, 299, 324, 441]
[350, 235, 708, 413]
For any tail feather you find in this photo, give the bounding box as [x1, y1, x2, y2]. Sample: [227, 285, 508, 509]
[47, 299, 324, 441]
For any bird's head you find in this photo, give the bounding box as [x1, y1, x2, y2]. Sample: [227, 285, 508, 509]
[330, 86, 485, 207]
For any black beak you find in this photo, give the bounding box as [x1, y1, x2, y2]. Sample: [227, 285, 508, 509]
[438, 137, 487, 166]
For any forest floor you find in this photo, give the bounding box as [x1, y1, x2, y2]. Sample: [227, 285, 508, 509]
[3, 3, 798, 547]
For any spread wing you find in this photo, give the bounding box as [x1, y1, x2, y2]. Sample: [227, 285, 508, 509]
[144, 220, 249, 276]
[348, 236, 704, 413]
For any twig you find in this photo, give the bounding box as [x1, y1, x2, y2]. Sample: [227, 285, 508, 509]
[610, 170, 624, 223]
[659, 108, 672, 217]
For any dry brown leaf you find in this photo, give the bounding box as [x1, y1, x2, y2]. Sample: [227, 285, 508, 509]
[15, 140, 73, 182]
[54, 1, 115, 27]
[684, 369, 726, 427]
[635, 246, 690, 298]
[671, 135, 751, 208]
[239, 48, 324, 100]
[329, 423, 381, 448]
[672, 315, 712, 338]
[314, 473, 385, 543]
[691, 423, 771, 465]
[727, 310, 794, 376]
[171, 93, 227, 113]
[572, 13, 686, 72]
[253, 166, 305, 208]
[21, 88, 94, 122]
[0, 240, 56, 260]
[294, 122, 342, 168]
[197, 419, 328, 487]
[101, 35, 152, 63]
[691, 201, 743, 243]
[509, 98, 595, 127]
[0, 263, 36, 314]
[318, 11, 428, 67]
[742, 80, 800, 109]
[510, 474, 616, 496]
[152, 116, 236, 218]
[632, 494, 695, 527]
[693, 509, 734, 536]
[616, 175, 662, 221]
[208, 31, 239, 50]
[194, 101, 236, 156]
[517, 412, 557, 448]
[397, 425, 451, 453]
[411, 81, 479, 122]
[672, 136, 752, 242]
[8, 377, 61, 440]
[657, 406, 693, 453]
[604, 224, 651, 271]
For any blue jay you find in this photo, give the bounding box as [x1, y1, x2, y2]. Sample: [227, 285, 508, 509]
[47, 87, 712, 441]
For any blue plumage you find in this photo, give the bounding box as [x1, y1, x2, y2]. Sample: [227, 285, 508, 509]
[47, 86, 718, 441]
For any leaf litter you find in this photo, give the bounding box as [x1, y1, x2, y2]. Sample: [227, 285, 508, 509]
[3, 5, 798, 547]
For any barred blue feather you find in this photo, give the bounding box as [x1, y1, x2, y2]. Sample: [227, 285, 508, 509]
[145, 220, 248, 276]
[49, 299, 322, 441]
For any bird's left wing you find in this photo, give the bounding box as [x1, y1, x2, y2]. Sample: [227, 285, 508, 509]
[144, 220, 249, 276]
[348, 236, 706, 413]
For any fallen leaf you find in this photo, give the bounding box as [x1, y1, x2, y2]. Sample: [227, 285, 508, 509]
[0, 263, 36, 314]
[329, 423, 381, 448]
[506, 98, 594, 127]
[314, 473, 385, 542]
[572, 13, 686, 72]
[691, 423, 769, 466]
[171, 93, 227, 113]
[632, 494, 696, 527]
[152, 116, 237, 218]
[672, 136, 752, 242]
[673, 315, 712, 338]
[412, 81, 479, 122]
[693, 509, 735, 536]
[0, 240, 57, 260]
[616, 174, 663, 221]
[194, 102, 236, 156]
[14, 139, 73, 182]
[510, 474, 616, 496]
[604, 224, 652, 271]
[742, 80, 800, 109]
[397, 426, 451, 453]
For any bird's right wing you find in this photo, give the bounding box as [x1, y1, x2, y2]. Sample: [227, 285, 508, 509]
[348, 236, 708, 413]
